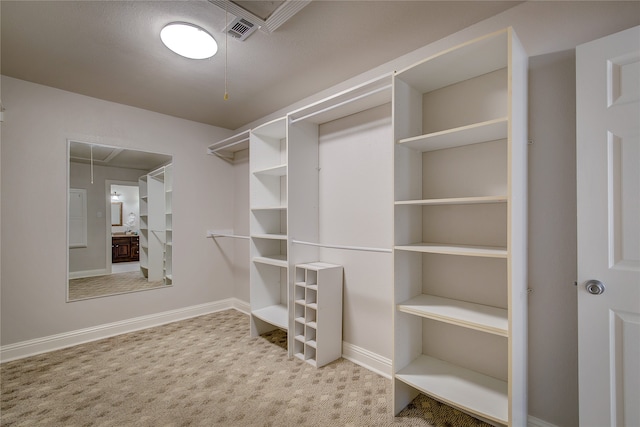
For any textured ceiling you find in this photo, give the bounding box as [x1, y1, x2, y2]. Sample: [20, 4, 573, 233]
[1, 1, 521, 130]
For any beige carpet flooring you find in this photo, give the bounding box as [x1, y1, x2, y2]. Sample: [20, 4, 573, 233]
[1, 310, 492, 427]
[68, 271, 165, 300]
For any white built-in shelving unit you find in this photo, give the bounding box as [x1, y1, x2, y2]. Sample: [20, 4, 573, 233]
[392, 28, 527, 426]
[164, 164, 173, 285]
[249, 117, 291, 336]
[138, 164, 172, 284]
[293, 262, 343, 368]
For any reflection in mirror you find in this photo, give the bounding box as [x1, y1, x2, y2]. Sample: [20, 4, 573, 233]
[67, 141, 173, 301]
[111, 202, 123, 226]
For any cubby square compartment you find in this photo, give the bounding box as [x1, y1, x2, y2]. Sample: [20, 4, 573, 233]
[295, 284, 305, 303]
[305, 288, 317, 305]
[293, 339, 305, 361]
[305, 326, 317, 345]
[306, 269, 317, 286]
[305, 345, 317, 363]
[251, 209, 287, 237]
[295, 303, 305, 322]
[294, 320, 305, 340]
[305, 307, 317, 326]
[296, 267, 306, 284]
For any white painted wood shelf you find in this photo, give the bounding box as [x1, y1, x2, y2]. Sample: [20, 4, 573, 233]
[253, 164, 287, 177]
[397, 117, 508, 152]
[251, 233, 288, 241]
[207, 130, 250, 161]
[392, 28, 528, 426]
[395, 196, 507, 206]
[396, 355, 508, 425]
[397, 294, 508, 337]
[252, 304, 288, 330]
[395, 243, 508, 258]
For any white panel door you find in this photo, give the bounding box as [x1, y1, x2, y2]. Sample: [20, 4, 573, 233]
[577, 26, 640, 427]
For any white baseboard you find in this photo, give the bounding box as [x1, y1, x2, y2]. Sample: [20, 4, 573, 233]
[528, 416, 559, 427]
[0, 298, 242, 363]
[342, 341, 392, 379]
[68, 268, 108, 279]
[232, 298, 251, 315]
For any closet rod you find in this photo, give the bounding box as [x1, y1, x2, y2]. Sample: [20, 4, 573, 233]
[289, 84, 391, 124]
[292, 239, 391, 253]
[207, 232, 250, 240]
[210, 136, 250, 152]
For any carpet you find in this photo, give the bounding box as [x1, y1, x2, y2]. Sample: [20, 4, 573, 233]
[1, 310, 492, 427]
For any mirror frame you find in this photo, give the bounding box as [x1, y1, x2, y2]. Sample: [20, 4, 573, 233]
[111, 202, 123, 226]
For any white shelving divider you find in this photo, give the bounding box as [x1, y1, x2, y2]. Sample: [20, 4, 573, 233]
[392, 28, 527, 426]
[249, 117, 292, 339]
[293, 262, 343, 368]
[163, 164, 173, 285]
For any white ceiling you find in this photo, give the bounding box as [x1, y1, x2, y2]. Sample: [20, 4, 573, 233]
[1, 1, 522, 130]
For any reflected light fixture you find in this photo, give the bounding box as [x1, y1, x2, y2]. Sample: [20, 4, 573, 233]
[160, 22, 218, 59]
[111, 191, 121, 201]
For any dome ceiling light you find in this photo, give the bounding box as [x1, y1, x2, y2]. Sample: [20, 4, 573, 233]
[160, 22, 218, 59]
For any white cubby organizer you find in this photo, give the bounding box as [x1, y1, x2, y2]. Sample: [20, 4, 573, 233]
[392, 28, 527, 426]
[293, 262, 343, 368]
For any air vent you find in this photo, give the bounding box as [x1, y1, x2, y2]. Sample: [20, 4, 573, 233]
[225, 17, 257, 41]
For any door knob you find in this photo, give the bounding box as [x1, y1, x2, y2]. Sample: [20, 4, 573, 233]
[585, 280, 605, 295]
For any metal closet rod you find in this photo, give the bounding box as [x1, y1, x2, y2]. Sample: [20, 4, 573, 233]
[289, 84, 392, 124]
[207, 231, 250, 240]
[292, 239, 391, 253]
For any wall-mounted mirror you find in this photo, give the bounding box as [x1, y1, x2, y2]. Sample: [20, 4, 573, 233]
[67, 140, 173, 301]
[111, 202, 123, 226]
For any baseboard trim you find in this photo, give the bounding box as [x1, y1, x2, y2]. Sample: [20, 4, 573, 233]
[528, 416, 559, 427]
[231, 298, 251, 315]
[0, 299, 240, 363]
[68, 268, 108, 279]
[342, 341, 392, 379]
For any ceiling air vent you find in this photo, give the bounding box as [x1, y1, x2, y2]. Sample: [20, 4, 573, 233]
[225, 17, 257, 41]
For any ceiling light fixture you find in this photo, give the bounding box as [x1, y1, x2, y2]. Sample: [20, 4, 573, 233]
[160, 22, 218, 59]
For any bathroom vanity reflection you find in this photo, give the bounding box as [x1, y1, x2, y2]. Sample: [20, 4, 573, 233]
[68, 141, 173, 301]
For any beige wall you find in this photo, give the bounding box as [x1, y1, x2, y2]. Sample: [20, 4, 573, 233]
[0, 76, 235, 345]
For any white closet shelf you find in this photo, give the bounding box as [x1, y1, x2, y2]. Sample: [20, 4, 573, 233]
[253, 164, 287, 176]
[252, 304, 288, 330]
[397, 117, 508, 152]
[395, 195, 507, 206]
[251, 206, 287, 211]
[288, 74, 392, 125]
[394, 243, 507, 258]
[253, 255, 288, 268]
[397, 294, 508, 337]
[207, 130, 250, 160]
[396, 355, 508, 425]
[252, 233, 287, 240]
[395, 29, 508, 94]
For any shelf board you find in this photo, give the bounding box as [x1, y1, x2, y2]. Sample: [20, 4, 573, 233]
[395, 29, 508, 94]
[253, 164, 287, 176]
[295, 334, 305, 342]
[398, 117, 508, 152]
[396, 355, 508, 425]
[207, 130, 250, 159]
[251, 233, 287, 241]
[252, 304, 288, 330]
[253, 255, 288, 268]
[395, 243, 507, 258]
[397, 294, 508, 337]
[307, 321, 317, 329]
[395, 195, 507, 206]
[288, 74, 392, 125]
[251, 205, 287, 211]
[306, 303, 318, 310]
[306, 339, 317, 348]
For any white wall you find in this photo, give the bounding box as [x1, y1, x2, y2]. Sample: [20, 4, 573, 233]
[0, 76, 236, 345]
